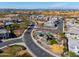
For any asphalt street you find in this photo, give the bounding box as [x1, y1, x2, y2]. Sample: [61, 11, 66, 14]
[0, 23, 55, 57]
[0, 38, 23, 48]
[23, 23, 54, 57]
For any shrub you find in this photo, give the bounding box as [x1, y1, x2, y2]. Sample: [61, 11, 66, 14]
[50, 39, 58, 45]
[68, 51, 76, 57]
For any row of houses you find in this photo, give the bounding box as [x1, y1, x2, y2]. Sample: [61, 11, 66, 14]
[30, 15, 64, 33]
[0, 17, 23, 28]
[0, 15, 23, 40]
[65, 18, 79, 55]
[30, 15, 64, 21]
[30, 15, 79, 55]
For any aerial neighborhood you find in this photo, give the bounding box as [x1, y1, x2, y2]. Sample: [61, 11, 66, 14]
[0, 2, 79, 57]
[30, 14, 79, 56]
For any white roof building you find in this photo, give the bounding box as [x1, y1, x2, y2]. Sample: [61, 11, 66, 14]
[0, 29, 10, 39]
[44, 20, 55, 28]
[44, 17, 58, 28]
[65, 18, 79, 55]
[68, 39, 79, 55]
[0, 29, 8, 34]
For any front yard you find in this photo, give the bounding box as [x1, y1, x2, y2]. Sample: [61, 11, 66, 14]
[0, 45, 32, 57]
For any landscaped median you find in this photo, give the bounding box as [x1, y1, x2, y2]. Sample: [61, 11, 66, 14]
[31, 29, 60, 57]
[50, 44, 64, 55]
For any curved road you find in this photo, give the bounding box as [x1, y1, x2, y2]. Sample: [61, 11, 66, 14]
[23, 23, 54, 57]
[0, 23, 55, 57]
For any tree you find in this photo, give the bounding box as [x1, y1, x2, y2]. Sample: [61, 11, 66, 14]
[49, 39, 58, 45]
[0, 49, 3, 53]
[68, 51, 76, 57]
[5, 23, 19, 33]
[6, 26, 11, 31]
[12, 22, 19, 30]
[21, 16, 30, 29]
[5, 25, 14, 33]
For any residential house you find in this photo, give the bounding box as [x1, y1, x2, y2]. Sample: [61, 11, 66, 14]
[65, 18, 79, 55]
[0, 29, 10, 39]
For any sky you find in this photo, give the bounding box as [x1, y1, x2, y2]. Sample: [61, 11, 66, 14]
[0, 2, 79, 9]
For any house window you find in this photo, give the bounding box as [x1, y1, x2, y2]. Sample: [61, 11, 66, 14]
[70, 46, 75, 49]
[77, 46, 79, 49]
